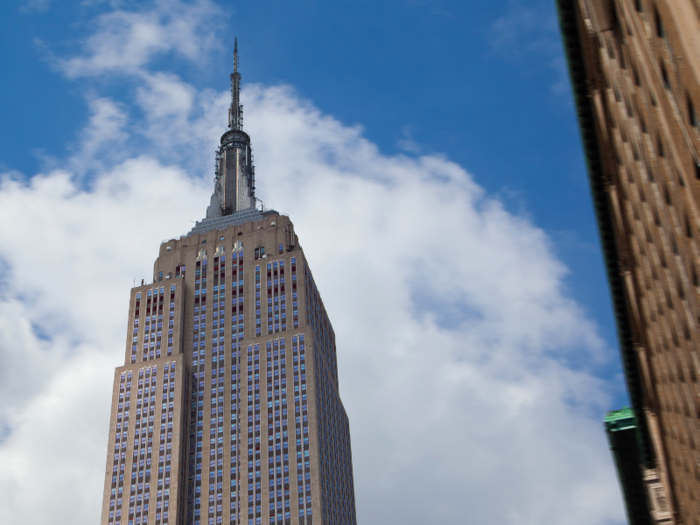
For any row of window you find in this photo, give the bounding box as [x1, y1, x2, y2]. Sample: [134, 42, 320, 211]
[186, 249, 309, 525]
[187, 333, 311, 525]
[132, 286, 177, 364]
[109, 363, 178, 525]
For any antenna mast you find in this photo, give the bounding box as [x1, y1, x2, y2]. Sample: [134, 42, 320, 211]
[229, 38, 243, 130]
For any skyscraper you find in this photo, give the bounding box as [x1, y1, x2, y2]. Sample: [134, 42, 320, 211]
[99, 41, 358, 525]
[557, 1, 700, 523]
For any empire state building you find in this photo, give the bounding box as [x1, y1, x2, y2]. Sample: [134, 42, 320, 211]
[99, 41, 358, 525]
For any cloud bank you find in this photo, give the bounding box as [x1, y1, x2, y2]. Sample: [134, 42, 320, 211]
[0, 1, 625, 524]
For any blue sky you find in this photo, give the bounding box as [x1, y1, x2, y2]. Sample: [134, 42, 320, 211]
[0, 1, 628, 524]
[1, 0, 619, 367]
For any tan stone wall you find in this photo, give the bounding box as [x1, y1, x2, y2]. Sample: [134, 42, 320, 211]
[575, 0, 700, 522]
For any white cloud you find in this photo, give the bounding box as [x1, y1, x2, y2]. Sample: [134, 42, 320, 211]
[0, 348, 114, 524]
[0, 2, 625, 524]
[244, 86, 621, 523]
[20, 0, 52, 14]
[59, 0, 223, 78]
[133, 72, 225, 170]
[397, 124, 423, 154]
[68, 97, 129, 174]
[0, 157, 207, 422]
[0, 85, 625, 525]
[137, 72, 196, 122]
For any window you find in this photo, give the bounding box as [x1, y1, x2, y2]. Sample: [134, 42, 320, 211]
[656, 135, 664, 158]
[654, 6, 664, 38]
[689, 95, 698, 130]
[661, 62, 670, 91]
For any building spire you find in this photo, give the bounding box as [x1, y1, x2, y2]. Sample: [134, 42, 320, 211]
[205, 40, 255, 219]
[229, 38, 243, 130]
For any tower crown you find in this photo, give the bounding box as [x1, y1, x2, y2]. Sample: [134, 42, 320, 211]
[205, 39, 257, 219]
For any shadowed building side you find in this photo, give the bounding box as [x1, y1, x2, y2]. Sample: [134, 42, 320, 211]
[605, 408, 654, 525]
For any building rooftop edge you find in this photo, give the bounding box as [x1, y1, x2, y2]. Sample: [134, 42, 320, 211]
[605, 406, 635, 423]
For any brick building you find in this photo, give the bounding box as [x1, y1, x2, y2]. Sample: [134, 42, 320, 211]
[557, 0, 700, 522]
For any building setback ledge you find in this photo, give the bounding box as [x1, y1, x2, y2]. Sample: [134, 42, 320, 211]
[187, 208, 280, 236]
